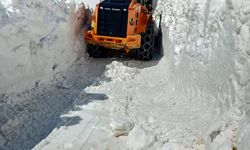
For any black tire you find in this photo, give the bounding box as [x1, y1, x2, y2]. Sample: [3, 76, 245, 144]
[136, 23, 155, 60]
[87, 44, 102, 58]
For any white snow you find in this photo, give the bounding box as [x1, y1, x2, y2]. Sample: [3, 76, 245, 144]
[126, 126, 156, 150]
[0, 0, 82, 94]
[1, 0, 250, 150]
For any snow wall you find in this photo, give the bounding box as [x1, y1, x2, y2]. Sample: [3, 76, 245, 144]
[0, 0, 86, 94]
[156, 0, 250, 149]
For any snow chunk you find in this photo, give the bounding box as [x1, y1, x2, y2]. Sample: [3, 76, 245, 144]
[126, 125, 156, 150]
[111, 118, 134, 137]
[209, 128, 234, 150]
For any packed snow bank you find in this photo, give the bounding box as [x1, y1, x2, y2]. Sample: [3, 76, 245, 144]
[157, 0, 250, 149]
[0, 0, 85, 94]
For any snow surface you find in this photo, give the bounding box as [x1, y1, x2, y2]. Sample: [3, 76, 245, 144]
[1, 0, 250, 150]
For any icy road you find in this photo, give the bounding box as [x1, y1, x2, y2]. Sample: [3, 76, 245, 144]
[1, 0, 250, 150]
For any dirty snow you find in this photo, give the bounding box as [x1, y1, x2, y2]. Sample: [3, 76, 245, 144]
[75, 0, 99, 8]
[1, 0, 250, 150]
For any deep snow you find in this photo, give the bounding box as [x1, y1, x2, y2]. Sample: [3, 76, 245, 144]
[1, 0, 250, 150]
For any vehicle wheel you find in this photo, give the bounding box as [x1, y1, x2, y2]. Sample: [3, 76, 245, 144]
[136, 23, 155, 60]
[87, 44, 102, 58]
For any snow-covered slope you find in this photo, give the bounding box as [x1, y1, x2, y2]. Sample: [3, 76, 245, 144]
[0, 0, 82, 94]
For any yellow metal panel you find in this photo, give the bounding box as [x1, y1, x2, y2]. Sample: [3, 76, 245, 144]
[85, 30, 141, 53]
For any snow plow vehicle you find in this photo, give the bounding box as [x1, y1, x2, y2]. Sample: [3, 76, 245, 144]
[84, 0, 160, 60]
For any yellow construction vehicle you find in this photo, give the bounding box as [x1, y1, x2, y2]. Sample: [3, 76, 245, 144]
[84, 0, 160, 60]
